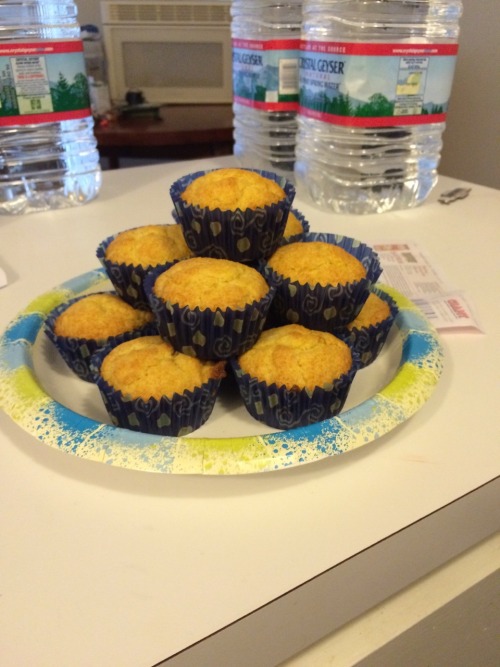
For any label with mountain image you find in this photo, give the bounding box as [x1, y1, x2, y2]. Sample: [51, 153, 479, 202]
[299, 41, 458, 127]
[0, 41, 90, 125]
[232, 38, 300, 111]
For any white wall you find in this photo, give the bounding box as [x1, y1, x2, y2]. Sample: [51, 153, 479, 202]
[76, 0, 499, 189]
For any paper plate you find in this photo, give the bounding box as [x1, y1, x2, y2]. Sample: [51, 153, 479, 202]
[0, 268, 444, 475]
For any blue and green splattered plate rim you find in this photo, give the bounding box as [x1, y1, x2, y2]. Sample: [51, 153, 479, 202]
[0, 268, 444, 475]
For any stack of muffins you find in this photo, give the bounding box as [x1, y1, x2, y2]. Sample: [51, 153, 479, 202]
[45, 167, 397, 437]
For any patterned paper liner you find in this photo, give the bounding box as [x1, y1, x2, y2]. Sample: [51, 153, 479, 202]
[170, 168, 296, 263]
[230, 350, 360, 430]
[335, 287, 399, 368]
[263, 232, 382, 330]
[44, 292, 157, 382]
[90, 340, 224, 437]
[96, 230, 186, 311]
[0, 268, 444, 475]
[144, 265, 276, 361]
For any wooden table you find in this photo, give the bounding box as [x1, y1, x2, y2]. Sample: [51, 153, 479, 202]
[94, 103, 234, 169]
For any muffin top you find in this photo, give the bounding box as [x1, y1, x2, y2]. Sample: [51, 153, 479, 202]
[180, 168, 286, 211]
[237, 324, 352, 390]
[266, 241, 366, 288]
[283, 211, 304, 240]
[347, 293, 391, 330]
[104, 224, 192, 268]
[100, 335, 225, 401]
[54, 293, 153, 340]
[153, 257, 270, 311]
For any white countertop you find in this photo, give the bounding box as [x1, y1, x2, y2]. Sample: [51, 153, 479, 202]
[1, 156, 499, 667]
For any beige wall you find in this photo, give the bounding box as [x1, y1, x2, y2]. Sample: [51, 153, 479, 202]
[77, 0, 499, 189]
[438, 0, 499, 189]
[75, 0, 102, 31]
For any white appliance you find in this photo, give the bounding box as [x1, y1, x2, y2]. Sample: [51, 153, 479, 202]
[100, 1, 233, 105]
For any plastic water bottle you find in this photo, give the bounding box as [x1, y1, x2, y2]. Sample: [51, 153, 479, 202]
[81, 23, 111, 120]
[0, 0, 102, 215]
[231, 0, 302, 179]
[81, 24, 107, 84]
[295, 0, 463, 214]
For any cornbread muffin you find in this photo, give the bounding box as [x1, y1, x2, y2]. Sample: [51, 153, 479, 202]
[45, 292, 155, 382]
[266, 241, 367, 288]
[180, 168, 286, 211]
[346, 292, 391, 331]
[170, 168, 296, 263]
[337, 289, 398, 368]
[96, 224, 192, 310]
[92, 335, 225, 436]
[100, 336, 225, 400]
[144, 258, 275, 360]
[238, 324, 352, 390]
[232, 324, 358, 429]
[264, 233, 382, 330]
[152, 256, 269, 311]
[282, 209, 308, 242]
[54, 293, 153, 340]
[104, 224, 192, 268]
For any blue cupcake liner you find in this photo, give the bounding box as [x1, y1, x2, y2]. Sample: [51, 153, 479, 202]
[90, 340, 224, 437]
[263, 232, 382, 330]
[230, 346, 360, 430]
[144, 265, 276, 361]
[334, 287, 399, 368]
[96, 228, 185, 311]
[170, 168, 296, 263]
[44, 293, 157, 382]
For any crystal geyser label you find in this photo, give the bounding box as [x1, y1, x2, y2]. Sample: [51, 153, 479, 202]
[299, 41, 459, 127]
[0, 41, 91, 126]
[232, 38, 300, 111]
